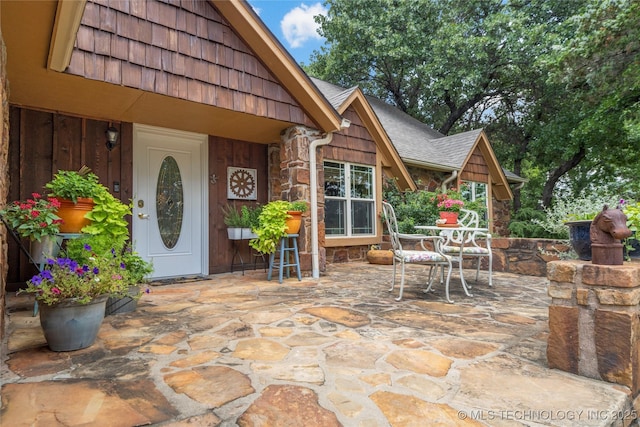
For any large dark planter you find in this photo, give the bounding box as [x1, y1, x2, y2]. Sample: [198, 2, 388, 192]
[39, 295, 107, 351]
[626, 236, 640, 259]
[105, 285, 140, 315]
[566, 220, 592, 261]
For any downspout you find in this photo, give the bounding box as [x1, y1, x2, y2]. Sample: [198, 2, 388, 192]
[441, 170, 458, 192]
[309, 132, 333, 279]
[308, 119, 350, 279]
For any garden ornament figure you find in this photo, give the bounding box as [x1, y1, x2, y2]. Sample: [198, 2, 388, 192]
[590, 205, 632, 265]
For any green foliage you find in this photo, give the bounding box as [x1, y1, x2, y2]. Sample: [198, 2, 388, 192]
[624, 201, 640, 234]
[530, 192, 620, 239]
[65, 235, 153, 287]
[508, 208, 554, 238]
[222, 204, 262, 228]
[249, 200, 297, 254]
[45, 166, 101, 203]
[82, 185, 131, 248]
[289, 201, 308, 212]
[383, 178, 440, 233]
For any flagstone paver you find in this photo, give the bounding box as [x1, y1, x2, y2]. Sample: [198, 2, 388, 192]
[1, 262, 637, 426]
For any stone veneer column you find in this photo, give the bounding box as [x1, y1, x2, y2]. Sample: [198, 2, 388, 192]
[274, 126, 325, 273]
[547, 260, 640, 395]
[0, 30, 9, 339]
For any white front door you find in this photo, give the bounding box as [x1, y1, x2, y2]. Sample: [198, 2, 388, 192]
[133, 124, 208, 279]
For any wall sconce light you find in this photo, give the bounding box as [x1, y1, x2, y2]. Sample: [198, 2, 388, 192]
[105, 126, 119, 151]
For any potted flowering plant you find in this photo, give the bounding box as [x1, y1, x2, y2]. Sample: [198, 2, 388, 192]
[0, 193, 64, 263]
[435, 189, 465, 225]
[20, 242, 132, 351]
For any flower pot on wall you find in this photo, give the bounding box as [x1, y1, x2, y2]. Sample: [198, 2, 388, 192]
[56, 197, 94, 233]
[285, 211, 303, 234]
[566, 220, 592, 261]
[439, 211, 459, 225]
[39, 295, 108, 351]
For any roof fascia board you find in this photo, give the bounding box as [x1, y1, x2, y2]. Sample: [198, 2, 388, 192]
[213, 0, 342, 133]
[341, 89, 416, 191]
[48, 0, 87, 72]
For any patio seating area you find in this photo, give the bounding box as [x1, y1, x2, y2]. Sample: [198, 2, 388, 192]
[1, 262, 635, 426]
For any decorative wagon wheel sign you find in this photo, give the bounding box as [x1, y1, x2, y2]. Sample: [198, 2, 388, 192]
[227, 167, 257, 200]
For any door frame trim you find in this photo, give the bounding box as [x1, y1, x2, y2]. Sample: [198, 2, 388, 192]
[132, 123, 209, 278]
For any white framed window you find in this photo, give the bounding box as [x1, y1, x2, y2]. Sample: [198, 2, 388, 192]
[461, 181, 488, 206]
[324, 161, 375, 236]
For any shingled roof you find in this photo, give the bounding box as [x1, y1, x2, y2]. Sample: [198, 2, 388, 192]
[310, 77, 515, 200]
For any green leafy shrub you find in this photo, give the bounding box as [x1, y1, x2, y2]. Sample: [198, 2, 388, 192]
[45, 166, 101, 203]
[531, 193, 619, 239]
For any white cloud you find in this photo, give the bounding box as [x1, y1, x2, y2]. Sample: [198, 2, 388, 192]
[281, 3, 327, 49]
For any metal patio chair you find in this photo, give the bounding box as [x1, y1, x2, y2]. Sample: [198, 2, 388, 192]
[381, 201, 454, 302]
[439, 208, 493, 288]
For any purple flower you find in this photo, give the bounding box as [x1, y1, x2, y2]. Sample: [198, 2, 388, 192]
[92, 267, 99, 274]
[84, 244, 92, 251]
[30, 275, 42, 286]
[41, 270, 53, 281]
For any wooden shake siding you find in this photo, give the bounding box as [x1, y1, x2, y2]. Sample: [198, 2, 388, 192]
[460, 146, 489, 183]
[323, 107, 376, 165]
[68, 0, 310, 124]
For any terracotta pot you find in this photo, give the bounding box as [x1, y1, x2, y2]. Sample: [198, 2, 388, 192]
[367, 249, 393, 265]
[56, 197, 94, 233]
[285, 210, 303, 234]
[439, 211, 459, 225]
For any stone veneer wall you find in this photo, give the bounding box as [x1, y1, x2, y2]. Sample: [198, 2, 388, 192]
[327, 237, 572, 278]
[0, 30, 8, 339]
[547, 260, 640, 396]
[274, 126, 320, 273]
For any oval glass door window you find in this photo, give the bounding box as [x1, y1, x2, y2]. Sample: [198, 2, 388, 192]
[156, 156, 184, 249]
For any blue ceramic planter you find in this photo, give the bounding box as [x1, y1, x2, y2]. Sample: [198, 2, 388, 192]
[566, 220, 592, 261]
[39, 295, 107, 351]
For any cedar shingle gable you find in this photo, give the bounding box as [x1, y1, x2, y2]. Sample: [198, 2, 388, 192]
[68, 0, 309, 124]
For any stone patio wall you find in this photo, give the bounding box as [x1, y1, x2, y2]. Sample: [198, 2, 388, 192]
[547, 260, 640, 396]
[328, 237, 572, 278]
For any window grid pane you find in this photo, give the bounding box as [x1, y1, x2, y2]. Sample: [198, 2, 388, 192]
[324, 161, 375, 237]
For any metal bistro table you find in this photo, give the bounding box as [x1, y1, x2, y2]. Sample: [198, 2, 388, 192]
[415, 224, 489, 298]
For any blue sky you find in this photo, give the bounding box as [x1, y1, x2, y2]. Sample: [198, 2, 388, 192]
[247, 0, 328, 65]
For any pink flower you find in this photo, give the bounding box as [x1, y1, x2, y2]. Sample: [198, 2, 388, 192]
[51, 288, 61, 295]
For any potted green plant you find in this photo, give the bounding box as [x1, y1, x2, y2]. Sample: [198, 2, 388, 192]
[222, 204, 260, 240]
[20, 241, 131, 351]
[249, 200, 307, 254]
[82, 184, 132, 249]
[0, 192, 64, 263]
[45, 166, 101, 233]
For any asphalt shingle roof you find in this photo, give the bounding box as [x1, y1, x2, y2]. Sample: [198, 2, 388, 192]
[311, 77, 478, 171]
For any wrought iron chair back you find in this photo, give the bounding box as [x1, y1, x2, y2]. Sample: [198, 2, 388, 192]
[382, 202, 455, 302]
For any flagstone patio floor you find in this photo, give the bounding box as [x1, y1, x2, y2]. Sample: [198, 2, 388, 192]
[1, 262, 638, 426]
